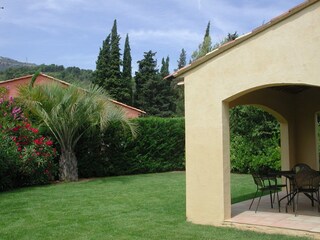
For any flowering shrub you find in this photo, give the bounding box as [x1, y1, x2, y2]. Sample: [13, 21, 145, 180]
[0, 95, 57, 189]
[0, 130, 20, 191]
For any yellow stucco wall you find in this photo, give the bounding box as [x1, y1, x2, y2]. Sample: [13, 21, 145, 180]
[182, 1, 320, 225]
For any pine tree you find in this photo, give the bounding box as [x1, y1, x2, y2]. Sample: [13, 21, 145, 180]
[134, 51, 174, 116]
[134, 51, 158, 111]
[122, 34, 133, 105]
[191, 21, 213, 62]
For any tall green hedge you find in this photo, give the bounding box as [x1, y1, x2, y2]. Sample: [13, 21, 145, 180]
[76, 117, 185, 177]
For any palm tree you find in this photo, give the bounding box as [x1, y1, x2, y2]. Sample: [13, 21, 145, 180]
[18, 83, 136, 181]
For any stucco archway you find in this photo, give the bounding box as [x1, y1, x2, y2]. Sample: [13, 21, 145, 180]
[226, 84, 320, 171]
[167, 0, 320, 226]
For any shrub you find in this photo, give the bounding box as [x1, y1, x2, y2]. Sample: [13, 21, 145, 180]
[77, 117, 185, 177]
[0, 97, 57, 190]
[230, 106, 281, 173]
[0, 130, 20, 191]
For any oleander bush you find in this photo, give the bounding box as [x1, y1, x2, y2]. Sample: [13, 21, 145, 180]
[0, 95, 57, 191]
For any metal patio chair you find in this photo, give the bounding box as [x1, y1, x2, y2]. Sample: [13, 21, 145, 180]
[292, 168, 320, 216]
[249, 173, 281, 213]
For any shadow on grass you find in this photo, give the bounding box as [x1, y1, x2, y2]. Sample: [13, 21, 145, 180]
[232, 193, 256, 204]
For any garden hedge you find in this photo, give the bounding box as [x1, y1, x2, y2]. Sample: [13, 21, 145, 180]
[77, 117, 185, 177]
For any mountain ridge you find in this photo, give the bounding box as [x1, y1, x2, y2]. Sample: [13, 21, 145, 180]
[0, 56, 37, 71]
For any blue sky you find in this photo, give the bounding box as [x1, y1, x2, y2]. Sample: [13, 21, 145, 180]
[0, 0, 303, 72]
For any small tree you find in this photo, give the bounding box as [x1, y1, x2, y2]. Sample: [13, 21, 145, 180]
[19, 83, 136, 181]
[176, 48, 187, 70]
[191, 21, 213, 62]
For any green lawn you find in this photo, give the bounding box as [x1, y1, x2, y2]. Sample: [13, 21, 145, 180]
[0, 172, 308, 240]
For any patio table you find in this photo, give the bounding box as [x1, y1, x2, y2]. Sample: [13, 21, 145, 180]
[266, 170, 295, 212]
[272, 170, 320, 214]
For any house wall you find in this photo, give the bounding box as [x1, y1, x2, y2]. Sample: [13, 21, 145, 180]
[0, 74, 144, 119]
[182, 1, 320, 225]
[0, 75, 65, 98]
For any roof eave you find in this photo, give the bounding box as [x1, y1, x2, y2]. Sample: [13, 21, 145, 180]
[169, 0, 318, 79]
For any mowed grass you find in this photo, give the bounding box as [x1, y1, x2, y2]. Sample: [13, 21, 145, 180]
[0, 172, 307, 240]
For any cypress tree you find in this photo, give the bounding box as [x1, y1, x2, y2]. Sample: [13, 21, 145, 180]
[174, 49, 187, 116]
[160, 56, 170, 78]
[106, 19, 122, 100]
[177, 48, 187, 70]
[205, 21, 210, 38]
[191, 21, 213, 62]
[94, 34, 111, 88]
[122, 34, 133, 105]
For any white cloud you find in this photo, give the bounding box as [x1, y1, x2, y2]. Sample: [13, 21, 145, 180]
[198, 0, 202, 10]
[0, 0, 306, 71]
[129, 29, 202, 46]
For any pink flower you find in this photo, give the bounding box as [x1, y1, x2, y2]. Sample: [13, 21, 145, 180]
[12, 126, 21, 132]
[45, 140, 53, 146]
[31, 128, 39, 134]
[34, 138, 43, 145]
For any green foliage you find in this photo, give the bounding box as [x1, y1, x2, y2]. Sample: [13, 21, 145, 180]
[230, 106, 281, 173]
[212, 31, 238, 49]
[29, 69, 41, 89]
[77, 117, 185, 177]
[0, 86, 8, 96]
[191, 22, 213, 62]
[173, 48, 186, 116]
[190, 21, 238, 62]
[134, 51, 158, 110]
[134, 51, 175, 117]
[18, 83, 135, 181]
[122, 34, 133, 105]
[0, 98, 57, 191]
[94, 20, 133, 105]
[94, 34, 111, 87]
[176, 48, 187, 70]
[0, 130, 20, 191]
[160, 56, 170, 78]
[0, 64, 93, 85]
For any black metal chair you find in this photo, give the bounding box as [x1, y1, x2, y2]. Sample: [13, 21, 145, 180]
[292, 168, 320, 216]
[292, 163, 311, 174]
[249, 173, 281, 213]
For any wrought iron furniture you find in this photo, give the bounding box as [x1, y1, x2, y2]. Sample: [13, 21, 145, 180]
[292, 168, 320, 216]
[249, 173, 281, 213]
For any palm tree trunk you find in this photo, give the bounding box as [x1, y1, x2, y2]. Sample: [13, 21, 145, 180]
[59, 148, 78, 181]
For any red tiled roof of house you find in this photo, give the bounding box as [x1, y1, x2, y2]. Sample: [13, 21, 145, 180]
[0, 73, 146, 115]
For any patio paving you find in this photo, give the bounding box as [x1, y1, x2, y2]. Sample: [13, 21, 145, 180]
[224, 191, 320, 238]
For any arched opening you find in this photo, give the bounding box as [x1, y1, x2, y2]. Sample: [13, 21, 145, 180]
[223, 84, 320, 220]
[229, 105, 281, 174]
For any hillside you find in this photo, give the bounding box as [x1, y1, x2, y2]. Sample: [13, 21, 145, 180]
[0, 56, 37, 71]
[0, 57, 94, 85]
